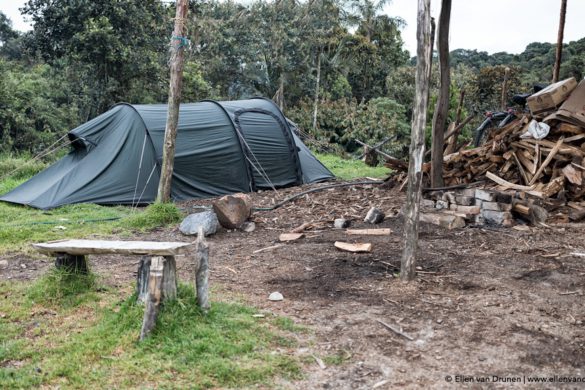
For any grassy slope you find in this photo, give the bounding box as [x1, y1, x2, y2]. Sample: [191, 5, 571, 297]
[0, 279, 301, 389]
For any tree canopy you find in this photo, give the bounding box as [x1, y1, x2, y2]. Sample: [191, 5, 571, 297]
[0, 0, 583, 158]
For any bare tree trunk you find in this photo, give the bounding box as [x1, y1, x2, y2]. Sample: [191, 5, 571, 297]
[552, 0, 567, 83]
[275, 74, 285, 111]
[400, 0, 432, 282]
[427, 18, 435, 102]
[430, 0, 451, 188]
[500, 67, 510, 111]
[157, 0, 189, 202]
[312, 51, 321, 132]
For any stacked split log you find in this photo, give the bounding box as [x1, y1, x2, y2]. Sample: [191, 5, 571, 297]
[442, 116, 585, 203]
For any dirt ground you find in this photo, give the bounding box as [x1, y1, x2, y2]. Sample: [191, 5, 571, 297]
[2, 182, 585, 389]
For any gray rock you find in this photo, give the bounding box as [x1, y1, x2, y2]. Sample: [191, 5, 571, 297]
[334, 218, 350, 229]
[364, 207, 385, 224]
[0, 260, 8, 268]
[240, 221, 256, 233]
[269, 291, 284, 301]
[179, 211, 219, 236]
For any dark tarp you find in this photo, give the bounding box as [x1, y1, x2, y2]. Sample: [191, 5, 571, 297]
[0, 98, 333, 209]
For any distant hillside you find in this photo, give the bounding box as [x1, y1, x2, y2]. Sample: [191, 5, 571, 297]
[450, 38, 585, 83]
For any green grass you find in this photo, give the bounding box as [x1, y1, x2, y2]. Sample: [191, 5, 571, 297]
[317, 153, 390, 180]
[0, 154, 184, 253]
[0, 152, 386, 253]
[0, 281, 302, 389]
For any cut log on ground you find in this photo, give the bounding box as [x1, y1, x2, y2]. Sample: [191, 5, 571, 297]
[346, 228, 392, 236]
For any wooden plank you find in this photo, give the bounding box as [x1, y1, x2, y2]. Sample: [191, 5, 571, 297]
[522, 138, 582, 158]
[346, 228, 392, 236]
[334, 241, 372, 253]
[556, 122, 584, 134]
[527, 77, 576, 114]
[529, 137, 565, 185]
[512, 152, 531, 185]
[33, 240, 193, 256]
[563, 134, 585, 143]
[486, 171, 536, 191]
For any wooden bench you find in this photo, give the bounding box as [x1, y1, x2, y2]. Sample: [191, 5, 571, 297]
[33, 237, 210, 339]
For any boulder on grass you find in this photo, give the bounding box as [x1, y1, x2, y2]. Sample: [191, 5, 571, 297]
[179, 211, 219, 236]
[212, 193, 252, 229]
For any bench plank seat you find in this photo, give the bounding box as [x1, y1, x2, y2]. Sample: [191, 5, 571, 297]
[32, 239, 192, 256]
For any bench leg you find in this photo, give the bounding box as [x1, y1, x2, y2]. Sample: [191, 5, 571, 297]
[140, 256, 164, 340]
[55, 253, 88, 274]
[137, 256, 177, 303]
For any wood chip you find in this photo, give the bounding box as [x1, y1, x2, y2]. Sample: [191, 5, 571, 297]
[334, 241, 372, 253]
[279, 233, 304, 242]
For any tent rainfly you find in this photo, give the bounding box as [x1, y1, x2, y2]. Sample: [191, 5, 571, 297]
[0, 98, 334, 209]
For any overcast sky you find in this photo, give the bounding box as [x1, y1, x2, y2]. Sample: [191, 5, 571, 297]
[2, 0, 583, 55]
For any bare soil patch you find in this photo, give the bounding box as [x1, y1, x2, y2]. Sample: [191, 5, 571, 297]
[2, 182, 585, 389]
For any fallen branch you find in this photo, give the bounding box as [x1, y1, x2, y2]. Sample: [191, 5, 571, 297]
[376, 319, 414, 341]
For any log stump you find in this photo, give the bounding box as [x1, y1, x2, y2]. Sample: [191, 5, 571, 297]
[140, 256, 164, 340]
[136, 255, 177, 304]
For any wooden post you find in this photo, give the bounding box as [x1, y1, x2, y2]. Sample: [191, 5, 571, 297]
[195, 226, 210, 312]
[157, 0, 189, 202]
[400, 0, 432, 282]
[55, 253, 88, 274]
[552, 0, 567, 83]
[140, 256, 164, 340]
[430, 0, 451, 188]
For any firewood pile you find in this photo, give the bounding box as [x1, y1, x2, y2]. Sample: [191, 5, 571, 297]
[388, 77, 585, 226]
[442, 78, 585, 202]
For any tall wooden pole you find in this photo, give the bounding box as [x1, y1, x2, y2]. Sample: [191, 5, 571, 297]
[430, 0, 451, 188]
[552, 0, 567, 83]
[400, 0, 432, 282]
[312, 50, 322, 132]
[157, 0, 189, 203]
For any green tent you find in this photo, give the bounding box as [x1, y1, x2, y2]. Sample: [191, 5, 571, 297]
[0, 98, 333, 209]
